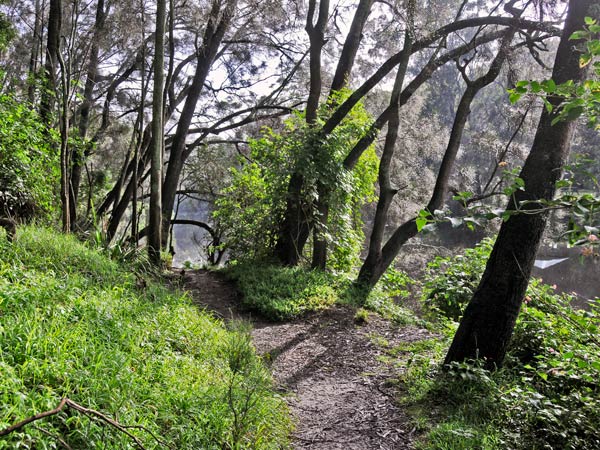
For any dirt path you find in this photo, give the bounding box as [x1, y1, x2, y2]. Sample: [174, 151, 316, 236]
[182, 269, 429, 449]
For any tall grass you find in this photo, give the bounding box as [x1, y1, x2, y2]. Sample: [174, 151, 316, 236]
[0, 227, 291, 449]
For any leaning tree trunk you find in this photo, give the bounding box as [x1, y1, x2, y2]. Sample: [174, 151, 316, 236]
[444, 0, 592, 369]
[160, 0, 237, 249]
[70, 0, 108, 225]
[357, 29, 514, 290]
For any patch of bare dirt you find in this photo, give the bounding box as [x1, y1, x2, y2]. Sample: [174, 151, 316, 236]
[181, 269, 430, 450]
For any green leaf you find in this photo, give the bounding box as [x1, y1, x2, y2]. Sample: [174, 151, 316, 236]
[509, 92, 522, 104]
[584, 16, 596, 26]
[537, 371, 548, 381]
[580, 53, 593, 68]
[570, 30, 589, 41]
[542, 79, 557, 93]
[416, 217, 428, 232]
[514, 177, 525, 189]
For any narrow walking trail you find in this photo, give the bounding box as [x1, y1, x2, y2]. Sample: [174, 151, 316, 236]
[181, 269, 430, 449]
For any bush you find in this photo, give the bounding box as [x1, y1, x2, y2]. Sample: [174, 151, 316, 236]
[421, 238, 494, 320]
[0, 227, 291, 449]
[0, 95, 59, 220]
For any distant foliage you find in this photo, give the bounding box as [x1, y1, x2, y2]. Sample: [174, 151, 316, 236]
[214, 90, 378, 271]
[0, 95, 59, 220]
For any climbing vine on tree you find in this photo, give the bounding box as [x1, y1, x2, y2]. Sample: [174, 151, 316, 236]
[215, 91, 378, 271]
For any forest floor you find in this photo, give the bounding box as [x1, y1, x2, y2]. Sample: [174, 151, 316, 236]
[180, 269, 433, 450]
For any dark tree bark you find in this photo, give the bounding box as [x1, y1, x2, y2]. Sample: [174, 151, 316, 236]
[312, 0, 374, 269]
[27, 0, 43, 104]
[70, 0, 109, 225]
[444, 0, 592, 369]
[329, 0, 374, 93]
[357, 30, 514, 289]
[275, 0, 329, 266]
[305, 0, 329, 124]
[149, 0, 166, 265]
[39, 0, 61, 125]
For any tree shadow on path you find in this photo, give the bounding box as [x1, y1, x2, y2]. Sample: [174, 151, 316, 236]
[181, 269, 432, 450]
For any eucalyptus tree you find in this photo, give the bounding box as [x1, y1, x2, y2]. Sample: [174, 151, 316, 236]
[444, 0, 594, 369]
[148, 0, 166, 265]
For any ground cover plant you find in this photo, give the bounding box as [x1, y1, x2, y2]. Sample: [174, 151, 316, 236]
[0, 227, 291, 449]
[390, 240, 600, 450]
[224, 261, 416, 324]
[223, 263, 339, 321]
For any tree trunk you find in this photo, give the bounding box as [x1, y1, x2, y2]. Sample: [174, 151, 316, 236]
[160, 0, 237, 249]
[70, 0, 108, 225]
[357, 2, 416, 286]
[358, 30, 514, 289]
[312, 0, 374, 269]
[27, 0, 43, 104]
[329, 0, 374, 93]
[148, 0, 166, 265]
[275, 0, 329, 266]
[444, 0, 592, 369]
[39, 0, 61, 125]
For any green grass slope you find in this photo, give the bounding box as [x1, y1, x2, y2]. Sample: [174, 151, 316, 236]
[0, 227, 290, 449]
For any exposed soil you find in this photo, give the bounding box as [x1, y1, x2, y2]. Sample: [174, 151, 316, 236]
[181, 269, 430, 449]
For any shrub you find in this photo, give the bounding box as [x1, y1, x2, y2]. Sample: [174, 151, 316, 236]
[0, 95, 59, 220]
[421, 238, 493, 320]
[414, 240, 600, 450]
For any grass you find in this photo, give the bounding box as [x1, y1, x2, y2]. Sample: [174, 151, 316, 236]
[224, 261, 419, 324]
[223, 263, 338, 321]
[0, 226, 291, 449]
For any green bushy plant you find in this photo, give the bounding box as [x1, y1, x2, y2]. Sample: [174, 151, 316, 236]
[421, 238, 494, 320]
[0, 227, 291, 448]
[414, 240, 600, 450]
[0, 95, 59, 220]
[214, 90, 378, 271]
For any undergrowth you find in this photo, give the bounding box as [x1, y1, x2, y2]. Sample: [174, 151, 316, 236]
[224, 263, 338, 321]
[223, 261, 416, 323]
[0, 227, 291, 449]
[390, 239, 600, 450]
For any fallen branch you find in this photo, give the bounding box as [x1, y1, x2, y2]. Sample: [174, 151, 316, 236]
[0, 398, 174, 450]
[0, 397, 68, 437]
